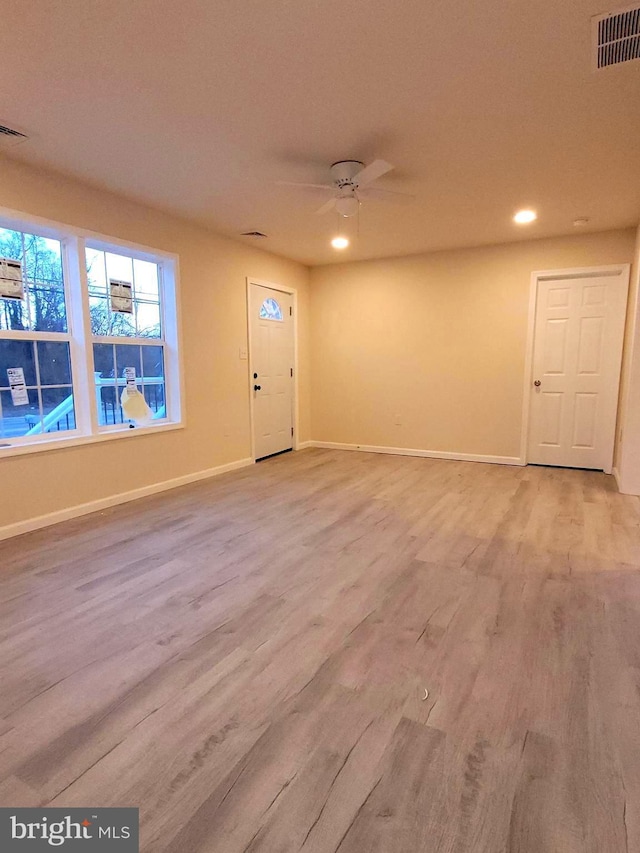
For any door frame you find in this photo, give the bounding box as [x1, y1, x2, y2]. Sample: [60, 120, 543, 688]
[246, 277, 299, 462]
[520, 264, 630, 473]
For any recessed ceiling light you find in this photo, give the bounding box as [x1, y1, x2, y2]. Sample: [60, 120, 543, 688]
[513, 209, 537, 224]
[331, 236, 349, 249]
[573, 218, 589, 227]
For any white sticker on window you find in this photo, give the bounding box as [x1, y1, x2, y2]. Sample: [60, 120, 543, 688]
[7, 367, 29, 406]
[124, 366, 137, 396]
[110, 278, 133, 314]
[0, 257, 24, 301]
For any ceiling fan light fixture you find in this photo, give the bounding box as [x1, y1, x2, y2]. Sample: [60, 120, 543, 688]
[331, 236, 349, 250]
[335, 195, 360, 217]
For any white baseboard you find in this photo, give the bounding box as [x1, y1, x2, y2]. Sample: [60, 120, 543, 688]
[0, 457, 254, 541]
[309, 441, 523, 467]
[296, 440, 313, 450]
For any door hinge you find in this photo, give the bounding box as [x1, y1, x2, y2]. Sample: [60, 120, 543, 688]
[291, 427, 294, 436]
[289, 306, 292, 316]
[290, 367, 293, 377]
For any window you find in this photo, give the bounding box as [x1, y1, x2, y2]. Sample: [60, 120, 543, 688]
[0, 228, 75, 440]
[0, 215, 181, 453]
[259, 297, 283, 321]
[86, 247, 167, 427]
[0, 340, 75, 438]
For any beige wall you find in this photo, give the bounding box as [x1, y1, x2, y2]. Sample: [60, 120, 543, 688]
[0, 156, 310, 528]
[309, 229, 636, 460]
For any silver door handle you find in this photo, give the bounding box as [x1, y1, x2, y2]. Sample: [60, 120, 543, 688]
[534, 380, 541, 387]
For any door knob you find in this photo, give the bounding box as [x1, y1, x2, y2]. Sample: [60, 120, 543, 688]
[254, 384, 261, 391]
[534, 380, 541, 387]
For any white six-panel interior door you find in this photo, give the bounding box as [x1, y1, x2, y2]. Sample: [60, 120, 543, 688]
[249, 282, 295, 461]
[527, 268, 628, 472]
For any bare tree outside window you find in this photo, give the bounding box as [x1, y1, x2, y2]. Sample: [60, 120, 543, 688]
[0, 229, 66, 333]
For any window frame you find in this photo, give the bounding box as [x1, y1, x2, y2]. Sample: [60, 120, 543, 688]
[0, 207, 183, 458]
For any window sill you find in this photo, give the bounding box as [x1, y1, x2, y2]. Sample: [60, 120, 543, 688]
[0, 421, 184, 460]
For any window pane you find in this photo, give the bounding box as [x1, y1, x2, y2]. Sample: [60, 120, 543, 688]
[0, 229, 67, 333]
[0, 227, 24, 331]
[0, 297, 29, 332]
[93, 343, 115, 378]
[0, 227, 22, 261]
[23, 234, 66, 333]
[94, 343, 117, 426]
[28, 282, 67, 333]
[143, 382, 165, 417]
[90, 296, 112, 336]
[97, 385, 121, 426]
[109, 311, 136, 337]
[141, 345, 164, 378]
[133, 259, 159, 299]
[142, 346, 165, 418]
[41, 387, 75, 433]
[114, 344, 142, 425]
[136, 301, 161, 338]
[260, 298, 283, 321]
[22, 234, 63, 285]
[0, 337, 76, 438]
[37, 341, 72, 386]
[105, 252, 133, 284]
[115, 343, 142, 383]
[0, 340, 37, 387]
[86, 248, 107, 295]
[90, 295, 137, 337]
[0, 389, 40, 437]
[0, 228, 25, 332]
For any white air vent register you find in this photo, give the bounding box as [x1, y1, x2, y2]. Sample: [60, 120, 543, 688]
[593, 6, 640, 68]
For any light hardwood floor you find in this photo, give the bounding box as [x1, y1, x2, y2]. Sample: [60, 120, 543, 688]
[1, 448, 640, 852]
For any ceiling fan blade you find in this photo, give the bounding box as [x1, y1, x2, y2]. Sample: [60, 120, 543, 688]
[276, 181, 334, 190]
[315, 197, 337, 215]
[352, 159, 394, 187]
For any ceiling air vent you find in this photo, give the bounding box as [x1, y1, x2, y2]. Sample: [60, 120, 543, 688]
[593, 6, 640, 68]
[240, 231, 268, 238]
[0, 123, 29, 146]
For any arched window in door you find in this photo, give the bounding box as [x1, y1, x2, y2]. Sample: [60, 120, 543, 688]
[259, 297, 283, 321]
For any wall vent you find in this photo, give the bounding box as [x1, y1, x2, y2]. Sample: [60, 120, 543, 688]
[593, 6, 640, 68]
[0, 124, 29, 145]
[240, 231, 268, 238]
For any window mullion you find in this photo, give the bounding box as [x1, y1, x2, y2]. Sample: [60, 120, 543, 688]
[32, 341, 44, 430]
[65, 236, 98, 436]
[20, 231, 30, 331]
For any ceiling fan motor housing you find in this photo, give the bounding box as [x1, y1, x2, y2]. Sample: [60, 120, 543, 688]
[330, 160, 364, 188]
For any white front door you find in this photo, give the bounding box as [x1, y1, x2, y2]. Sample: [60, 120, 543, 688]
[528, 270, 628, 471]
[249, 283, 294, 460]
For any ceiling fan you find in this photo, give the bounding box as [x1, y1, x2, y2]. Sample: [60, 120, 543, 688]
[277, 159, 413, 217]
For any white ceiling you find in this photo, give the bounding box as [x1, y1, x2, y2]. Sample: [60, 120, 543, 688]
[0, 0, 639, 265]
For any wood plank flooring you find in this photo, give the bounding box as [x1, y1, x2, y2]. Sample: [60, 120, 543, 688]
[1, 448, 640, 851]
